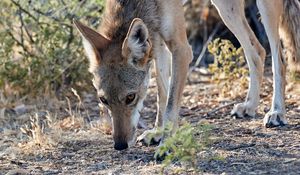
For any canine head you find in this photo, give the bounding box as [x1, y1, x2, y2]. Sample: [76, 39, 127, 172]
[74, 18, 152, 150]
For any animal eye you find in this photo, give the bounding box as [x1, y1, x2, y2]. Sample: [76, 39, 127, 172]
[125, 93, 136, 105]
[99, 96, 109, 106]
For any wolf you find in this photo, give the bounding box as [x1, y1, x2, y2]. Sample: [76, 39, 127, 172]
[74, 0, 192, 150]
[211, 0, 300, 127]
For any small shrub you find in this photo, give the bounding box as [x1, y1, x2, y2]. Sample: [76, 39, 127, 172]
[208, 38, 249, 97]
[155, 122, 213, 174]
[19, 113, 56, 151]
[0, 0, 105, 97]
[290, 71, 300, 82]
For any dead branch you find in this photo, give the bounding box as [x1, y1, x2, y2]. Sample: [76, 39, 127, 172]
[191, 22, 222, 70]
[207, 101, 240, 116]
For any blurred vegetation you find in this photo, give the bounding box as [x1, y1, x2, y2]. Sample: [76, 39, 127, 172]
[290, 71, 300, 82]
[0, 0, 104, 98]
[208, 39, 249, 97]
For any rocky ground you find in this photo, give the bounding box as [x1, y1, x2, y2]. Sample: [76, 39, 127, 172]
[0, 69, 300, 175]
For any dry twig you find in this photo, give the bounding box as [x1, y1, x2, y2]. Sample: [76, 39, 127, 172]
[207, 101, 239, 116]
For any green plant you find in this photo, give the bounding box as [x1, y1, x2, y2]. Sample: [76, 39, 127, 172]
[290, 71, 300, 82]
[0, 0, 105, 97]
[208, 38, 249, 97]
[155, 122, 213, 174]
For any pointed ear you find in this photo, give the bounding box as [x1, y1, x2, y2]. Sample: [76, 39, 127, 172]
[122, 18, 152, 66]
[73, 20, 109, 70]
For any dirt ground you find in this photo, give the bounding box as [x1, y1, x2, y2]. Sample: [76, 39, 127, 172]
[0, 69, 300, 175]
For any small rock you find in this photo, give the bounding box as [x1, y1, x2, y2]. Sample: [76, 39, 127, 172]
[14, 104, 27, 115]
[3, 108, 16, 116]
[6, 169, 30, 175]
[87, 162, 107, 171]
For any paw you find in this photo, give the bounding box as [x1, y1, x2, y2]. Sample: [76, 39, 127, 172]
[154, 148, 169, 161]
[137, 128, 162, 146]
[263, 111, 287, 128]
[231, 103, 256, 118]
[153, 141, 170, 161]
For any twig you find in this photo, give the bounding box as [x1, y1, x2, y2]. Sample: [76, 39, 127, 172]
[66, 26, 74, 49]
[207, 101, 239, 116]
[17, 10, 25, 48]
[32, 7, 72, 28]
[6, 30, 33, 57]
[18, 10, 35, 43]
[11, 0, 38, 21]
[182, 0, 189, 5]
[191, 22, 222, 70]
[187, 22, 222, 84]
[226, 143, 256, 151]
[60, 0, 66, 6]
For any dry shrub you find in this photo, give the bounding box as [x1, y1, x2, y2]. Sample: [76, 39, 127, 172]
[208, 38, 249, 98]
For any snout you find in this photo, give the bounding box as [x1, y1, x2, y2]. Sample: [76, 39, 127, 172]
[111, 107, 140, 150]
[113, 128, 137, 150]
[114, 142, 128, 150]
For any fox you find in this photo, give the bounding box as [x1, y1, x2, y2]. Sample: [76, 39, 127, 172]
[74, 0, 192, 150]
[211, 0, 300, 127]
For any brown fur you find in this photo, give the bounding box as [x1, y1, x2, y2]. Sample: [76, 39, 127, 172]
[100, 0, 160, 41]
[280, 0, 300, 72]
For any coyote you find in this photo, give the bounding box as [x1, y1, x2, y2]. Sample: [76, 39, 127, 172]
[74, 0, 299, 150]
[74, 0, 192, 150]
[211, 0, 300, 127]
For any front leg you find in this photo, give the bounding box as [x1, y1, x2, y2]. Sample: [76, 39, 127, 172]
[138, 39, 171, 145]
[159, 0, 192, 141]
[137, 34, 192, 146]
[163, 41, 192, 132]
[138, 0, 192, 145]
[139, 40, 191, 146]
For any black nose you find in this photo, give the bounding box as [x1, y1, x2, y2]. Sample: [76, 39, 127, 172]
[114, 142, 128, 150]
